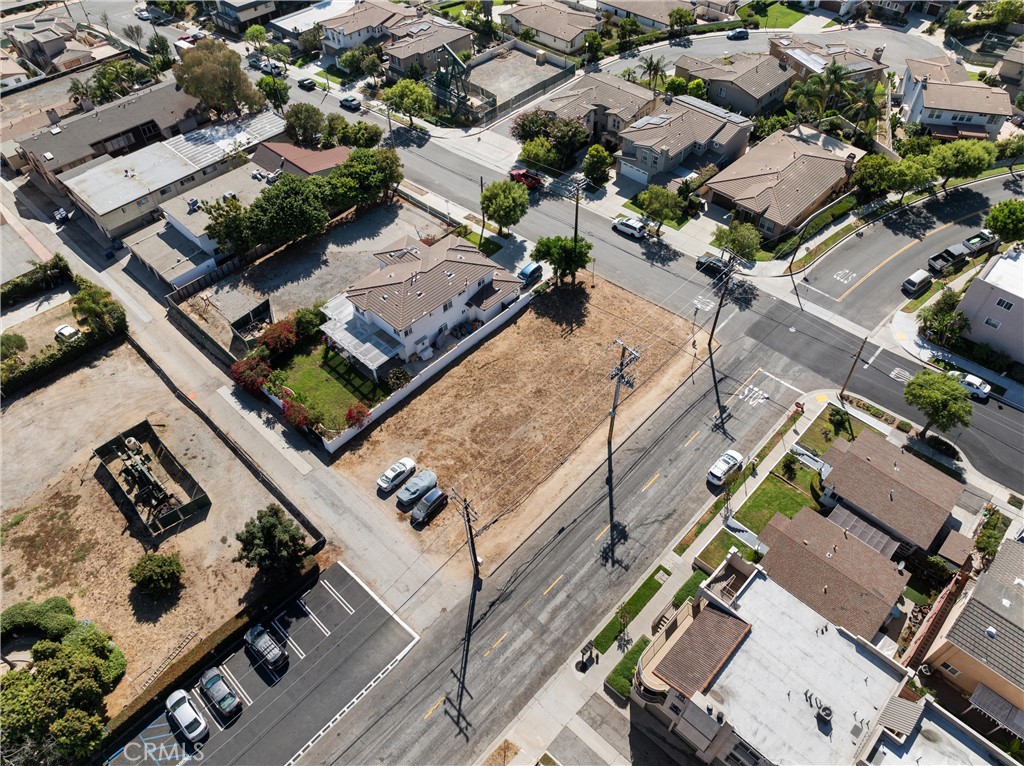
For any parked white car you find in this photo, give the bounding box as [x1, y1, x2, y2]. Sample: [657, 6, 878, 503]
[948, 370, 991, 400]
[612, 217, 646, 239]
[54, 324, 80, 342]
[377, 457, 416, 491]
[166, 689, 208, 742]
[707, 450, 744, 486]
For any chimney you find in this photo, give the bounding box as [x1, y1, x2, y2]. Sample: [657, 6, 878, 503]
[872, 46, 884, 63]
[922, 74, 928, 88]
[845, 153, 856, 173]
[823, 585, 828, 594]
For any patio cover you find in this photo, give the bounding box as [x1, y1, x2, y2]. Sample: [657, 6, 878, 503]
[825, 505, 901, 559]
[319, 294, 402, 375]
[968, 682, 1024, 740]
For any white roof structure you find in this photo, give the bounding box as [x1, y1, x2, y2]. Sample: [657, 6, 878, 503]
[272, 0, 355, 36]
[868, 700, 1010, 766]
[693, 573, 906, 766]
[980, 244, 1023, 297]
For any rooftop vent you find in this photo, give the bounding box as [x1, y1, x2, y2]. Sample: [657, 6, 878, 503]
[416, 291, 423, 297]
[187, 198, 200, 212]
[42, 151, 54, 161]
[817, 705, 833, 722]
[986, 626, 997, 639]
[445, 271, 454, 278]
[49, 126, 61, 135]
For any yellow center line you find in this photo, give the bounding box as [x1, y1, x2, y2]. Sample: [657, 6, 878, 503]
[423, 696, 444, 720]
[483, 631, 509, 657]
[642, 473, 660, 492]
[684, 430, 700, 447]
[543, 575, 563, 596]
[594, 523, 611, 542]
[522, 598, 532, 610]
[837, 208, 992, 302]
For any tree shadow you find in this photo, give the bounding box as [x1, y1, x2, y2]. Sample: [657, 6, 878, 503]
[639, 236, 682, 266]
[880, 203, 937, 239]
[128, 585, 183, 624]
[389, 125, 430, 149]
[715, 276, 758, 310]
[599, 521, 630, 570]
[529, 282, 591, 336]
[615, 628, 634, 653]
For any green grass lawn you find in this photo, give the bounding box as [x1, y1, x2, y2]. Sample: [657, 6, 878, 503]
[696, 529, 755, 570]
[282, 344, 389, 430]
[739, 1, 809, 28]
[623, 199, 684, 231]
[460, 229, 503, 257]
[594, 565, 670, 653]
[797, 404, 862, 456]
[733, 474, 808, 534]
[604, 635, 650, 697]
[672, 570, 709, 609]
[823, 17, 842, 27]
[903, 575, 934, 606]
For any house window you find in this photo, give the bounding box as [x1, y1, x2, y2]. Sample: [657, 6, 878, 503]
[757, 219, 774, 234]
[202, 165, 217, 175]
[669, 703, 682, 715]
[718, 86, 726, 97]
[987, 114, 1000, 124]
[438, 323, 448, 335]
[159, 186, 173, 196]
[926, 109, 941, 120]
[651, 155, 658, 168]
[443, 299, 453, 312]
[611, 118, 619, 130]
[983, 316, 1002, 329]
[136, 196, 149, 207]
[403, 328, 412, 337]
[939, 662, 961, 676]
[180, 175, 196, 185]
[996, 298, 1013, 310]
[477, 277, 485, 287]
[641, 150, 648, 163]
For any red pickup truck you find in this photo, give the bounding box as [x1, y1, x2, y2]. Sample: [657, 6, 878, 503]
[509, 168, 544, 190]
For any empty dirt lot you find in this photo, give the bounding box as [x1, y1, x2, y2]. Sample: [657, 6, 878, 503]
[0, 344, 280, 713]
[335, 277, 709, 567]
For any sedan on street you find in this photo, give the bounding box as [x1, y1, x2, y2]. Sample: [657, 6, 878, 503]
[166, 690, 208, 742]
[378, 457, 416, 491]
[340, 95, 361, 111]
[136, 9, 151, 20]
[726, 28, 749, 40]
[297, 78, 317, 91]
[244, 624, 288, 670]
[696, 255, 729, 277]
[612, 217, 646, 239]
[948, 371, 991, 400]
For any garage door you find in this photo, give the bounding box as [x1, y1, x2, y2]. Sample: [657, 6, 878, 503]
[618, 161, 648, 184]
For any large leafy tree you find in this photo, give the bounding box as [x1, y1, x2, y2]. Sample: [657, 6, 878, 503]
[257, 74, 290, 111]
[851, 154, 895, 198]
[637, 185, 682, 234]
[128, 553, 184, 596]
[173, 39, 265, 115]
[918, 288, 970, 348]
[927, 139, 996, 194]
[715, 221, 762, 261]
[383, 78, 434, 125]
[669, 7, 694, 34]
[548, 116, 589, 168]
[298, 23, 324, 55]
[617, 17, 643, 49]
[204, 195, 252, 255]
[995, 133, 1024, 178]
[511, 109, 555, 143]
[686, 78, 708, 100]
[284, 102, 326, 145]
[480, 179, 529, 235]
[519, 136, 559, 171]
[583, 31, 602, 63]
[903, 369, 972, 438]
[532, 235, 593, 285]
[887, 157, 936, 203]
[243, 24, 268, 51]
[233, 503, 307, 577]
[581, 144, 614, 185]
[146, 32, 171, 59]
[984, 199, 1024, 242]
[247, 173, 331, 245]
[329, 147, 403, 206]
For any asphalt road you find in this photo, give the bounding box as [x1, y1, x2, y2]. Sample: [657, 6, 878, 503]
[72, 0, 191, 53]
[800, 176, 1024, 330]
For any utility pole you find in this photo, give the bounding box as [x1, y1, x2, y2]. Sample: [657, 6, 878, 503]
[707, 269, 732, 433]
[479, 176, 486, 243]
[604, 339, 640, 567]
[449, 489, 480, 581]
[839, 337, 868, 402]
[573, 179, 581, 270]
[386, 105, 396, 149]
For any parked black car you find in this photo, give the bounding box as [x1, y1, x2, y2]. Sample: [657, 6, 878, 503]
[410, 488, 448, 526]
[297, 78, 316, 91]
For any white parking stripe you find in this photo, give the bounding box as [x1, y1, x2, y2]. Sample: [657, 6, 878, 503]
[321, 580, 355, 614]
[190, 687, 223, 732]
[220, 665, 253, 707]
[298, 598, 331, 636]
[272, 618, 306, 660]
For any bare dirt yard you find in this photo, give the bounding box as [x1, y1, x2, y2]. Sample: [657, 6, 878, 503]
[182, 202, 446, 353]
[334, 276, 710, 568]
[1, 344, 279, 714]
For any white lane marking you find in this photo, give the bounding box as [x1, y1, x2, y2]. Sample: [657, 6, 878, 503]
[756, 369, 805, 394]
[220, 664, 253, 706]
[738, 384, 769, 408]
[863, 345, 883, 369]
[190, 687, 224, 732]
[321, 580, 355, 614]
[298, 598, 331, 636]
[834, 269, 857, 284]
[890, 367, 913, 384]
[271, 618, 306, 660]
[694, 296, 715, 311]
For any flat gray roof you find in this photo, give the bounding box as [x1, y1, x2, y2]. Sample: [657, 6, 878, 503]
[695, 573, 905, 766]
[162, 111, 285, 167]
[125, 220, 212, 283]
[160, 164, 270, 238]
[872, 700, 1010, 766]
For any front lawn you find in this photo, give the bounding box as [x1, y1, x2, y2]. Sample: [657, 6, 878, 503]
[460, 229, 503, 257]
[623, 199, 684, 231]
[739, 1, 810, 28]
[696, 529, 755, 570]
[605, 635, 649, 697]
[282, 343, 389, 429]
[733, 474, 808, 534]
[797, 403, 862, 456]
[594, 565, 670, 653]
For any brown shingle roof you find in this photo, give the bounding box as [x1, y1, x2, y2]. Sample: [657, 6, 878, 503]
[674, 52, 794, 101]
[937, 530, 973, 566]
[759, 508, 906, 639]
[705, 128, 855, 228]
[905, 54, 969, 85]
[347, 237, 513, 331]
[385, 16, 471, 59]
[538, 72, 654, 124]
[252, 141, 350, 175]
[821, 430, 959, 550]
[322, 0, 416, 33]
[654, 606, 750, 697]
[921, 80, 1012, 116]
[620, 95, 751, 157]
[503, 1, 599, 44]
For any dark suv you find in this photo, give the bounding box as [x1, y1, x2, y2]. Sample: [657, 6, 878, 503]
[411, 488, 448, 526]
[696, 255, 729, 277]
[244, 625, 288, 670]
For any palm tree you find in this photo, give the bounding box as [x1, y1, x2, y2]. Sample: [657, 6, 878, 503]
[622, 67, 637, 83]
[785, 62, 857, 124]
[640, 54, 666, 88]
[71, 283, 119, 335]
[67, 77, 92, 104]
[844, 80, 881, 128]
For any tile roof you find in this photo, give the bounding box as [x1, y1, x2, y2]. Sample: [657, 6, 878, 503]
[905, 54, 969, 85]
[538, 71, 654, 123]
[597, 0, 679, 26]
[946, 539, 1024, 689]
[770, 34, 885, 78]
[347, 236, 515, 330]
[705, 127, 857, 228]
[920, 80, 1013, 116]
[620, 95, 751, 157]
[322, 0, 416, 32]
[16, 81, 202, 168]
[252, 140, 351, 175]
[819, 430, 959, 550]
[1004, 44, 1024, 65]
[384, 16, 471, 59]
[503, 1, 599, 44]
[654, 606, 750, 697]
[759, 507, 907, 639]
[0, 52, 28, 79]
[674, 52, 794, 100]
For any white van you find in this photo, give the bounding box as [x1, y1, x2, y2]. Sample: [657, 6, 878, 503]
[901, 269, 932, 296]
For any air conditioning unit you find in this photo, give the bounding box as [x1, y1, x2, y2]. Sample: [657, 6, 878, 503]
[187, 198, 200, 212]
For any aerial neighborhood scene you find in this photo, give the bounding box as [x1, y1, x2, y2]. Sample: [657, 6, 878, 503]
[3, 0, 1024, 763]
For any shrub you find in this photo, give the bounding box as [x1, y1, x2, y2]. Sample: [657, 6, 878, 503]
[605, 636, 650, 698]
[1008, 494, 1023, 510]
[0, 596, 78, 640]
[345, 401, 372, 428]
[0, 255, 72, 306]
[282, 396, 312, 428]
[780, 452, 798, 480]
[234, 503, 308, 576]
[230, 346, 272, 393]
[257, 320, 297, 354]
[976, 509, 1009, 558]
[128, 553, 184, 595]
[925, 434, 959, 460]
[293, 303, 325, 339]
[897, 419, 913, 433]
[772, 195, 858, 257]
[385, 367, 413, 392]
[0, 333, 27, 360]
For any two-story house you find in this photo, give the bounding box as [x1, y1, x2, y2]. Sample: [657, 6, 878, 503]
[501, 1, 601, 55]
[0, 52, 33, 91]
[769, 34, 886, 88]
[536, 72, 657, 149]
[4, 12, 97, 73]
[320, 236, 522, 379]
[383, 16, 473, 80]
[957, 244, 1023, 364]
[596, 0, 737, 29]
[901, 67, 1012, 141]
[17, 81, 206, 192]
[617, 94, 752, 185]
[673, 52, 794, 116]
[212, 0, 312, 36]
[321, 0, 417, 63]
[993, 43, 1023, 102]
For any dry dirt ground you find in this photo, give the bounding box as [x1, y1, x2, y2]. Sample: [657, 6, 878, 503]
[335, 277, 709, 568]
[1, 345, 279, 714]
[4, 301, 79, 358]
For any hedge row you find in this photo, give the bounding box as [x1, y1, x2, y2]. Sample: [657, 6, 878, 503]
[0, 254, 71, 306]
[771, 194, 860, 258]
[671, 570, 709, 609]
[605, 635, 650, 699]
[594, 565, 670, 653]
[600, 20, 743, 56]
[0, 596, 79, 640]
[102, 559, 320, 749]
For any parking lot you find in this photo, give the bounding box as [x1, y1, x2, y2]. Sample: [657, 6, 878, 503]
[105, 563, 418, 766]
